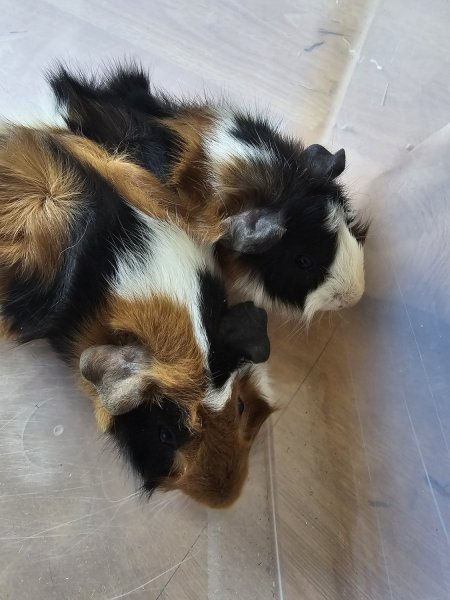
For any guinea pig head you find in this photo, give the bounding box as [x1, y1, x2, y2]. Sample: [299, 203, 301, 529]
[205, 116, 370, 322]
[78, 298, 272, 507]
[109, 365, 274, 508]
[166, 366, 274, 508]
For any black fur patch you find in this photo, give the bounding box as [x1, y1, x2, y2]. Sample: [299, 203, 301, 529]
[110, 399, 192, 493]
[199, 271, 269, 387]
[198, 270, 230, 387]
[348, 217, 370, 245]
[230, 114, 298, 163]
[49, 66, 181, 182]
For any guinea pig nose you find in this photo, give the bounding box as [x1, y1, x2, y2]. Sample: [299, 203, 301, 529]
[341, 293, 360, 309]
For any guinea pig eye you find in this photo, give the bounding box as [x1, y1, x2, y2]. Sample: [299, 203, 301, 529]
[159, 425, 176, 447]
[238, 397, 245, 416]
[295, 255, 314, 271]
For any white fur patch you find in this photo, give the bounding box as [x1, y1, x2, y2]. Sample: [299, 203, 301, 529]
[303, 212, 365, 323]
[205, 112, 275, 169]
[228, 270, 299, 321]
[203, 362, 274, 412]
[112, 209, 216, 358]
[204, 372, 237, 411]
[326, 202, 344, 233]
[245, 362, 275, 407]
[230, 271, 268, 307]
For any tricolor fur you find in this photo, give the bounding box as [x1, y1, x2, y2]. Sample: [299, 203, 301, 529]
[50, 64, 370, 323]
[0, 125, 273, 508]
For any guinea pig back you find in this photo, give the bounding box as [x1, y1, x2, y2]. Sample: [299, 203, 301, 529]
[50, 64, 370, 323]
[0, 124, 274, 507]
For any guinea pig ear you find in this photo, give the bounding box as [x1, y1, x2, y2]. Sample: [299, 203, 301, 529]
[80, 345, 151, 416]
[219, 302, 270, 364]
[304, 144, 346, 179]
[221, 208, 286, 255]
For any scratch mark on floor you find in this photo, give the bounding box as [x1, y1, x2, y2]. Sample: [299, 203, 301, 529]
[304, 41, 324, 52]
[380, 82, 389, 106]
[319, 28, 344, 36]
[0, 407, 29, 432]
[0, 493, 137, 541]
[106, 548, 201, 600]
[155, 525, 207, 600]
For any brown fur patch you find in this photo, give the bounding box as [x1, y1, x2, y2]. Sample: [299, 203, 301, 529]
[0, 126, 84, 283]
[162, 109, 227, 242]
[215, 155, 274, 199]
[207, 157, 277, 233]
[80, 376, 114, 432]
[70, 294, 207, 430]
[94, 404, 114, 432]
[58, 134, 167, 215]
[0, 316, 13, 340]
[162, 109, 213, 196]
[216, 245, 248, 285]
[108, 295, 206, 414]
[57, 131, 224, 245]
[162, 110, 272, 243]
[164, 369, 274, 508]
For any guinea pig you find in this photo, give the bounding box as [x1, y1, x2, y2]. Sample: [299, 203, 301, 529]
[0, 124, 274, 508]
[49, 64, 370, 323]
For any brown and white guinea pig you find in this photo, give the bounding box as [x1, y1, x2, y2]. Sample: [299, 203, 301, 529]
[0, 124, 274, 508]
[49, 63, 370, 323]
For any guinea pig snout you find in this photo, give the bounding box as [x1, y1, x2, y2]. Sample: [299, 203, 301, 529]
[329, 292, 346, 310]
[329, 285, 364, 310]
[345, 288, 364, 308]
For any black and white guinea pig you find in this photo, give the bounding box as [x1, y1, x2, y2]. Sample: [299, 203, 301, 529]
[0, 124, 273, 508]
[50, 64, 370, 323]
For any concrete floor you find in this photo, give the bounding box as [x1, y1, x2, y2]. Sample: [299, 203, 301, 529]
[1, 0, 450, 598]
